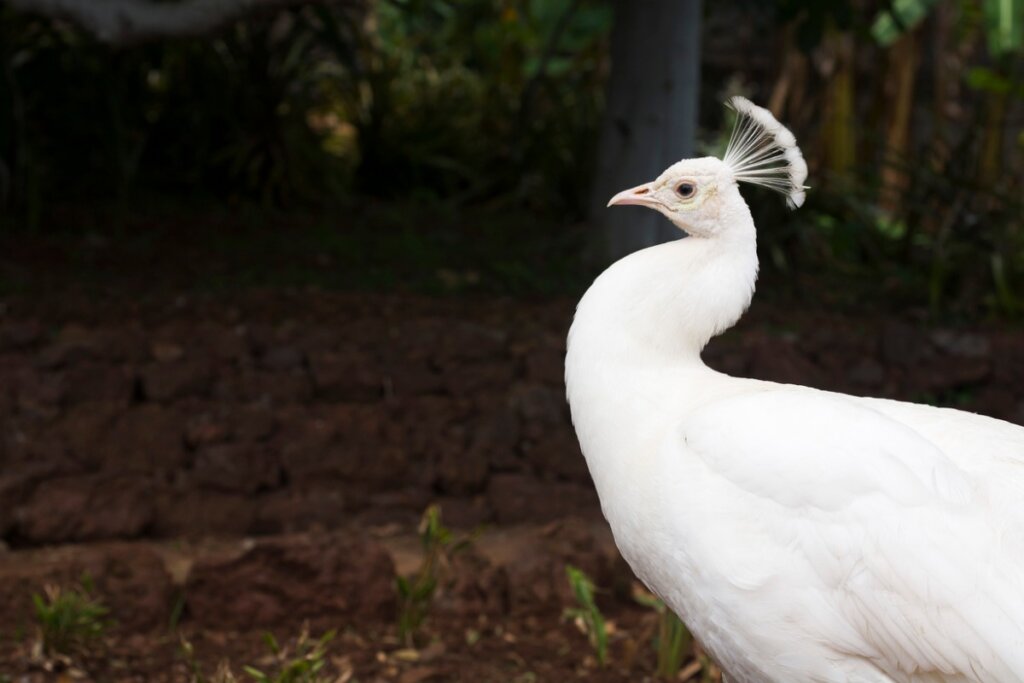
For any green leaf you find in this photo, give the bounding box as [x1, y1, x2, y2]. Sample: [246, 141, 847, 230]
[261, 631, 280, 655]
[965, 66, 1014, 94]
[79, 573, 96, 594]
[242, 665, 268, 681]
[412, 576, 437, 600]
[564, 565, 607, 666]
[984, 0, 1024, 55]
[870, 0, 941, 45]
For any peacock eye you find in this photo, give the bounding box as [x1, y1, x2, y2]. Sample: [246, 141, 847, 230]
[676, 182, 696, 198]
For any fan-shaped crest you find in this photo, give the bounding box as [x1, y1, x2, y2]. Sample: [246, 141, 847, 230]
[722, 96, 808, 208]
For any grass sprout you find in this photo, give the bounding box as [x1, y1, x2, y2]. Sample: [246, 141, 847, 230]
[633, 586, 692, 678]
[181, 625, 336, 683]
[181, 636, 239, 683]
[31, 576, 113, 658]
[563, 565, 608, 666]
[243, 625, 336, 683]
[397, 504, 474, 646]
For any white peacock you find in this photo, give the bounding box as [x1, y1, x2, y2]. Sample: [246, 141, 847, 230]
[565, 97, 1024, 683]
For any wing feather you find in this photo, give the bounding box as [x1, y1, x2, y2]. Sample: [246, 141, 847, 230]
[681, 389, 1024, 683]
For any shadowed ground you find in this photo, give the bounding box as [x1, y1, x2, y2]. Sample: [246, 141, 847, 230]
[1, 222, 1023, 681]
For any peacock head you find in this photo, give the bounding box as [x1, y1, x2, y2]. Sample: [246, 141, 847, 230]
[607, 97, 808, 237]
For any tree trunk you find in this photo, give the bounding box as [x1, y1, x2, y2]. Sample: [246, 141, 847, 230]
[588, 0, 702, 263]
[819, 27, 856, 186]
[878, 29, 919, 218]
[978, 88, 1009, 189]
[768, 22, 808, 120]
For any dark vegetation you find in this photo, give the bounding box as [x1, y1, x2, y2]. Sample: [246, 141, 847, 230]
[1, 0, 1022, 316]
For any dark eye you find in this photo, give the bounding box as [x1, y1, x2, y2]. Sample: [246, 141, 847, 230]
[676, 182, 696, 198]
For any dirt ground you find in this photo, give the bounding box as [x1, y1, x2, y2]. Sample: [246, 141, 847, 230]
[2, 236, 1024, 680]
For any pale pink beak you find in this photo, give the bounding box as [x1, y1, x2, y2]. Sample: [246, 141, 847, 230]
[607, 182, 658, 208]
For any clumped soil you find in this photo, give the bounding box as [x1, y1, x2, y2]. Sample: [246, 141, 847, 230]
[2, 240, 1023, 680]
[0, 520, 672, 682]
[4, 289, 1021, 549]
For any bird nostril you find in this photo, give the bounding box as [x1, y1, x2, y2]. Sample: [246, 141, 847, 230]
[635, 188, 650, 195]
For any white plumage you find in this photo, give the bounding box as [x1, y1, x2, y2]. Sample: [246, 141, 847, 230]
[565, 98, 1024, 683]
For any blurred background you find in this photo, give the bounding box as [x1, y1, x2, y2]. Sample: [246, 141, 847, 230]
[0, 0, 1022, 681]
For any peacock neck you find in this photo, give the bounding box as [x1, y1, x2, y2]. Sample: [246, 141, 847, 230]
[564, 205, 760, 513]
[568, 212, 759, 369]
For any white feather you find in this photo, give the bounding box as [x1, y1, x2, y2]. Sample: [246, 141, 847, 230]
[723, 96, 809, 208]
[567, 143, 1024, 682]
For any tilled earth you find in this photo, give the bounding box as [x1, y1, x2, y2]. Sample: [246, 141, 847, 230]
[1, 285, 1023, 681]
[0, 519, 665, 682]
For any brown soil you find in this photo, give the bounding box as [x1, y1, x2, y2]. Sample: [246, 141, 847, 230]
[2, 281, 1023, 681]
[0, 520, 660, 682]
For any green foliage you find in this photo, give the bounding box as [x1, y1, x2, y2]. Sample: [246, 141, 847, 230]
[169, 590, 187, 633]
[356, 0, 611, 211]
[2, 1, 1023, 319]
[181, 637, 239, 683]
[0, 5, 356, 211]
[871, 0, 1023, 55]
[983, 0, 1024, 55]
[746, 132, 1023, 317]
[966, 66, 1024, 96]
[634, 589, 692, 679]
[563, 565, 607, 666]
[31, 577, 113, 657]
[0, 0, 610, 217]
[243, 628, 336, 683]
[397, 504, 474, 646]
[760, 0, 1024, 318]
[871, 0, 942, 46]
[656, 613, 691, 678]
[396, 568, 436, 648]
[180, 626, 336, 683]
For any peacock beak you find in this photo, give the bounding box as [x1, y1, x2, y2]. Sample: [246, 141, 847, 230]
[607, 182, 659, 208]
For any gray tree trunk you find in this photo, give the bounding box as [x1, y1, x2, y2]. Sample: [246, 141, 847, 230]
[589, 0, 702, 263]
